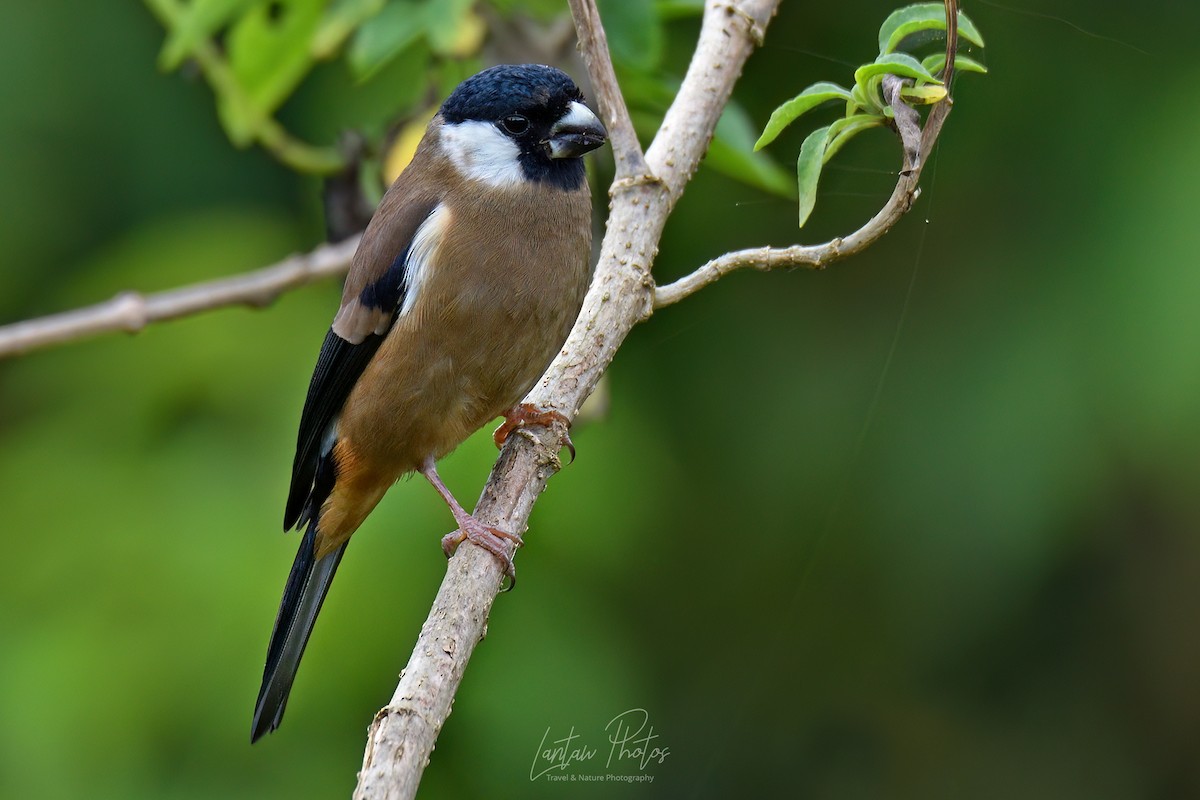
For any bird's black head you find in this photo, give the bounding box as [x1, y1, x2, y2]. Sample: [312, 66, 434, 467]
[439, 64, 607, 191]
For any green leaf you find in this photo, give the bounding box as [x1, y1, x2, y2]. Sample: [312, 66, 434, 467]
[878, 3, 986, 55]
[850, 82, 876, 115]
[709, 102, 794, 198]
[855, 52, 941, 88]
[226, 0, 324, 118]
[598, 0, 663, 72]
[823, 114, 883, 163]
[921, 53, 989, 76]
[900, 84, 947, 104]
[158, 0, 256, 71]
[312, 0, 386, 59]
[796, 124, 832, 228]
[754, 82, 852, 151]
[349, 0, 429, 80]
[855, 52, 940, 110]
[956, 9, 986, 48]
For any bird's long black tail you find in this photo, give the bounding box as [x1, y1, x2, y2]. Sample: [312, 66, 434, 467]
[251, 521, 347, 743]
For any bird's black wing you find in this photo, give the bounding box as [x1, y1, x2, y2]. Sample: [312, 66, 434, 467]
[282, 328, 385, 530]
[282, 197, 441, 531]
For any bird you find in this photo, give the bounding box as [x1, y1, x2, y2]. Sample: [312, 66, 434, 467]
[250, 63, 607, 743]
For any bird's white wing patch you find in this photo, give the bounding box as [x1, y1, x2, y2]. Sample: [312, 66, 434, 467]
[401, 204, 450, 317]
[320, 416, 339, 456]
[440, 121, 524, 189]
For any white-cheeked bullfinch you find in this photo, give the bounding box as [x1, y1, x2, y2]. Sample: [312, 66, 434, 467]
[251, 64, 607, 742]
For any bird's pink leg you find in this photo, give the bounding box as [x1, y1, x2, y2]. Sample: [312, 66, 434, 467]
[419, 456, 523, 586]
[493, 403, 575, 462]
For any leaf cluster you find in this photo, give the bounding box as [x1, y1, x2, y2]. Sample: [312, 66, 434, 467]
[754, 3, 986, 227]
[145, 0, 492, 174]
[144, 0, 795, 199]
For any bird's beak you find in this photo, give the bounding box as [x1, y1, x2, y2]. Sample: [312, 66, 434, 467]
[547, 101, 607, 159]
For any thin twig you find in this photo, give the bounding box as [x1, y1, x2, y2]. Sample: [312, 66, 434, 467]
[566, 0, 648, 181]
[0, 236, 358, 359]
[944, 0, 958, 86]
[655, 99, 941, 308]
[352, 2, 781, 797]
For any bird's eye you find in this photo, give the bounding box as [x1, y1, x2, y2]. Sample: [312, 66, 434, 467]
[501, 115, 530, 135]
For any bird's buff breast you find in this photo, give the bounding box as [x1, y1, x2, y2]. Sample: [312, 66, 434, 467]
[337, 190, 592, 478]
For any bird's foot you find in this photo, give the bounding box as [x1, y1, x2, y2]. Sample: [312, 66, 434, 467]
[420, 455, 525, 590]
[494, 403, 575, 462]
[441, 518, 524, 590]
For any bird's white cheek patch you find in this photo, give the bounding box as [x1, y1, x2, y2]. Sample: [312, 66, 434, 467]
[401, 204, 450, 318]
[440, 121, 525, 189]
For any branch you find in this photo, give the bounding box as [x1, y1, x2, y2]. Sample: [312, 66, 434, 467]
[655, 0, 959, 308]
[352, 1, 780, 797]
[0, 236, 358, 360]
[566, 0, 647, 180]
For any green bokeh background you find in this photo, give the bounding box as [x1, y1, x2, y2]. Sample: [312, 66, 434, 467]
[2, 1, 1198, 798]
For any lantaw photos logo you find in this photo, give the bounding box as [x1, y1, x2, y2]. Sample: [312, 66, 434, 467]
[529, 708, 672, 784]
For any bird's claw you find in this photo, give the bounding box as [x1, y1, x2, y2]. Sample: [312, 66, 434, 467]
[441, 517, 524, 591]
[494, 403, 575, 463]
